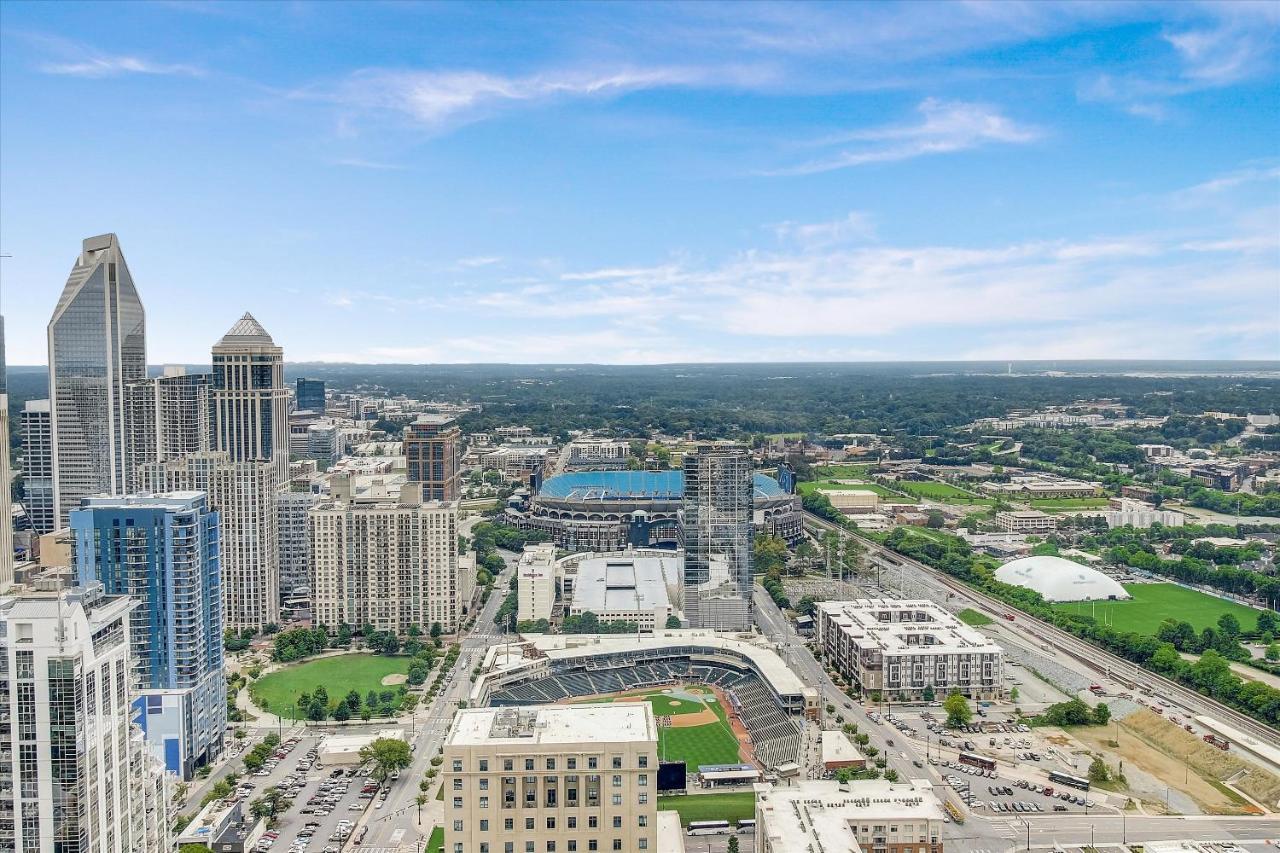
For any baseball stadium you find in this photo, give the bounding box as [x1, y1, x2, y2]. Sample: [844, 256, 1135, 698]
[506, 470, 802, 552]
[471, 631, 818, 772]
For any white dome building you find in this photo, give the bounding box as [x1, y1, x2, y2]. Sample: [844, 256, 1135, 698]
[994, 555, 1130, 602]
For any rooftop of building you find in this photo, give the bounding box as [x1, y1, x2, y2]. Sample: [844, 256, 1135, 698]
[73, 491, 208, 511]
[755, 779, 944, 851]
[448, 704, 656, 747]
[217, 312, 275, 345]
[815, 599, 1002, 655]
[538, 470, 786, 501]
[572, 555, 681, 614]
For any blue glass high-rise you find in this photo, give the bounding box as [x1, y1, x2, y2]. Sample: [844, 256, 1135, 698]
[71, 491, 226, 779]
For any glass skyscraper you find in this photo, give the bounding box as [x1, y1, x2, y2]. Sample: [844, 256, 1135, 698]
[681, 442, 754, 630]
[47, 234, 146, 525]
[295, 377, 325, 412]
[71, 491, 225, 779]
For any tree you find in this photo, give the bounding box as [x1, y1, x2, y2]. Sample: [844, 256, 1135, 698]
[1009, 687, 1019, 703]
[1093, 703, 1111, 726]
[922, 685, 935, 702]
[416, 793, 428, 823]
[1266, 642, 1280, 662]
[360, 737, 413, 783]
[307, 699, 328, 722]
[1218, 613, 1242, 639]
[883, 768, 900, 783]
[250, 787, 290, 825]
[943, 692, 972, 727]
[1256, 610, 1278, 637]
[345, 689, 362, 711]
[430, 622, 443, 639]
[925, 510, 945, 529]
[753, 533, 789, 575]
[333, 702, 351, 722]
[727, 836, 740, 853]
[1087, 757, 1111, 783]
[665, 615, 681, 629]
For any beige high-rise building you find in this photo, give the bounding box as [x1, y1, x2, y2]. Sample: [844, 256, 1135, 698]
[443, 704, 659, 853]
[310, 475, 460, 634]
[211, 313, 290, 485]
[404, 413, 461, 501]
[138, 451, 280, 630]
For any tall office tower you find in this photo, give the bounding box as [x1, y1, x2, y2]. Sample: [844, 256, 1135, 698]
[138, 451, 280, 630]
[71, 492, 226, 779]
[0, 580, 171, 852]
[19, 400, 56, 535]
[48, 234, 147, 525]
[276, 489, 318, 598]
[0, 312, 6, 395]
[0, 394, 10, 593]
[310, 476, 460, 634]
[404, 413, 461, 501]
[211, 313, 289, 485]
[444, 704, 660, 853]
[295, 377, 325, 412]
[681, 441, 754, 631]
[124, 366, 212, 489]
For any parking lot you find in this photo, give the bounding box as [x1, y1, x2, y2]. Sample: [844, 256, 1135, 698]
[222, 733, 408, 853]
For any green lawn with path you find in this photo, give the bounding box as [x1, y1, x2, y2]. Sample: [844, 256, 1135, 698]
[249, 653, 409, 720]
[895, 480, 983, 500]
[798, 479, 917, 501]
[1052, 583, 1263, 636]
[658, 791, 756, 825]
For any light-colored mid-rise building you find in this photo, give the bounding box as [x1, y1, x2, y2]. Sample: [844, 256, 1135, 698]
[20, 399, 57, 535]
[124, 366, 212, 490]
[1103, 498, 1183, 530]
[138, 451, 280, 630]
[0, 579, 171, 852]
[755, 779, 945, 853]
[682, 442, 753, 631]
[310, 476, 460, 634]
[818, 488, 880, 513]
[211, 313, 290, 485]
[48, 233, 147, 525]
[444, 704, 659, 853]
[71, 491, 226, 779]
[277, 489, 319, 598]
[516, 542, 558, 625]
[993, 510, 1057, 535]
[816, 600, 1004, 701]
[568, 554, 681, 631]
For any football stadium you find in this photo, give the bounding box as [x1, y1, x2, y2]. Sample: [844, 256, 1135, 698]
[507, 469, 802, 551]
[472, 630, 818, 772]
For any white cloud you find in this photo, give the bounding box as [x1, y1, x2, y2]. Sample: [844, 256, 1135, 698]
[329, 158, 408, 170]
[770, 99, 1040, 175]
[454, 256, 502, 269]
[40, 53, 204, 78]
[773, 211, 876, 248]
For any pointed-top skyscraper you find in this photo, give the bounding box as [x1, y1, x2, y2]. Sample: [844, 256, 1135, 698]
[48, 234, 146, 524]
[211, 312, 289, 484]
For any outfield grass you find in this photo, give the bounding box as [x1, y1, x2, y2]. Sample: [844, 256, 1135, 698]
[586, 688, 743, 766]
[648, 694, 708, 716]
[249, 654, 409, 720]
[1052, 583, 1263, 636]
[658, 791, 756, 825]
[957, 608, 994, 627]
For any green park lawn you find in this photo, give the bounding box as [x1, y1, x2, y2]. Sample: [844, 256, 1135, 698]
[811, 464, 872, 479]
[895, 480, 984, 500]
[1052, 583, 1263, 636]
[956, 608, 994, 627]
[249, 653, 409, 720]
[658, 791, 756, 825]
[798, 479, 917, 502]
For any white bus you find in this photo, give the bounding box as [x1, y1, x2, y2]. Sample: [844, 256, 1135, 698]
[688, 820, 732, 836]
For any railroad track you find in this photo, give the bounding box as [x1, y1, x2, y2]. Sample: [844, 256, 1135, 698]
[802, 512, 1280, 747]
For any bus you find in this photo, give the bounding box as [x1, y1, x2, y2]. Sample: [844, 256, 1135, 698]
[1048, 771, 1090, 791]
[736, 819, 756, 833]
[688, 820, 731, 836]
[958, 752, 996, 772]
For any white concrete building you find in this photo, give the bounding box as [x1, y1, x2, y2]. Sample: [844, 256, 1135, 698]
[569, 553, 682, 631]
[755, 779, 945, 853]
[994, 510, 1057, 535]
[444, 704, 659, 853]
[517, 542, 558, 624]
[816, 600, 1004, 701]
[0, 580, 170, 852]
[980, 474, 1100, 500]
[277, 489, 319, 598]
[310, 476, 461, 634]
[1102, 498, 1183, 529]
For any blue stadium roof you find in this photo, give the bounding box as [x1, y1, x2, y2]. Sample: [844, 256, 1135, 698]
[538, 470, 786, 501]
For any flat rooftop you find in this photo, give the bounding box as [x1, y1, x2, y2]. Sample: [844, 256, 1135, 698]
[756, 779, 944, 851]
[572, 555, 681, 614]
[448, 704, 656, 747]
[815, 599, 1002, 656]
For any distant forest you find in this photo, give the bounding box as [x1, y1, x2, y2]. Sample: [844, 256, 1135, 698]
[8, 362, 1279, 450]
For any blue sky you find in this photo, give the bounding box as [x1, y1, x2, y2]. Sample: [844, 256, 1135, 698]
[1, 1, 1277, 364]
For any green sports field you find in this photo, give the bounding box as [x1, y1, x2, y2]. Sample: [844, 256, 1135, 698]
[658, 791, 756, 825]
[249, 654, 409, 720]
[582, 689, 743, 767]
[895, 480, 988, 502]
[1029, 497, 1112, 511]
[798, 479, 917, 501]
[1052, 583, 1264, 636]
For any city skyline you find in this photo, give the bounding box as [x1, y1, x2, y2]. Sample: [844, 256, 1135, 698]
[1, 1, 1277, 365]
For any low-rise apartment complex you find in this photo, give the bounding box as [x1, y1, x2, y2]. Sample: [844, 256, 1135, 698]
[815, 600, 1003, 701]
